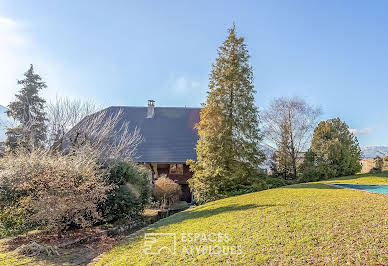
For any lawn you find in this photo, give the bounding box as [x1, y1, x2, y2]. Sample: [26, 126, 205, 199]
[0, 238, 34, 266]
[95, 174, 388, 265]
[2, 173, 387, 265]
[323, 171, 388, 185]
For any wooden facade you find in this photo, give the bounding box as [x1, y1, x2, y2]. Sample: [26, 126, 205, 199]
[147, 163, 193, 202]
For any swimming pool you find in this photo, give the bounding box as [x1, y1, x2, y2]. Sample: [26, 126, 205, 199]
[331, 183, 388, 195]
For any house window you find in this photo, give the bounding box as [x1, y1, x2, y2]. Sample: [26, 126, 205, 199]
[169, 163, 184, 175]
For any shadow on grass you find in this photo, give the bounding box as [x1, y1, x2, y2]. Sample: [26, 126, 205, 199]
[285, 183, 341, 189]
[154, 203, 278, 228]
[190, 203, 275, 218]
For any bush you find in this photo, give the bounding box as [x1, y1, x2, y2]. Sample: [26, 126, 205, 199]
[153, 176, 182, 209]
[264, 175, 288, 188]
[370, 167, 382, 174]
[224, 177, 268, 197]
[100, 162, 151, 223]
[0, 149, 111, 236]
[0, 200, 36, 237]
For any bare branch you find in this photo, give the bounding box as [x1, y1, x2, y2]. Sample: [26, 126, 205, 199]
[64, 108, 143, 162]
[46, 97, 103, 146]
[262, 97, 321, 179]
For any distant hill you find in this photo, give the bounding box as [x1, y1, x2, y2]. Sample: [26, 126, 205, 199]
[0, 105, 9, 142]
[361, 146, 388, 159]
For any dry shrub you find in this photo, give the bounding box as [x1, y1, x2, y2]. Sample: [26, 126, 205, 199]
[153, 176, 182, 209]
[15, 241, 59, 257]
[0, 148, 111, 235]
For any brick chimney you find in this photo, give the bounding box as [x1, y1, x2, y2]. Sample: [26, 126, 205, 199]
[147, 100, 155, 118]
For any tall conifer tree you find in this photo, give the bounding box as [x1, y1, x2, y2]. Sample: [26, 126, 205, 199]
[188, 26, 264, 203]
[6, 65, 47, 151]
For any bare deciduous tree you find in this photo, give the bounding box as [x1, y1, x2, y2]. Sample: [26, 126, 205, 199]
[262, 97, 321, 179]
[46, 97, 102, 146]
[65, 108, 143, 162]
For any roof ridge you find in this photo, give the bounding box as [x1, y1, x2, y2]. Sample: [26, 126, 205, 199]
[107, 106, 202, 109]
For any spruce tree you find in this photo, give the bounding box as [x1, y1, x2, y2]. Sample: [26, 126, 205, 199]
[6, 65, 47, 151]
[188, 26, 265, 203]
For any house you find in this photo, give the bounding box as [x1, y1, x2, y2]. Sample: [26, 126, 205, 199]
[71, 100, 201, 202]
[360, 156, 388, 173]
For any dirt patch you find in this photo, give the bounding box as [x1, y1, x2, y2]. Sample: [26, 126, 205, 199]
[0, 207, 180, 265]
[1, 228, 125, 265]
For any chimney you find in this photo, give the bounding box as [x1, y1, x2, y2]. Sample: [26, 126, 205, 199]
[147, 100, 155, 118]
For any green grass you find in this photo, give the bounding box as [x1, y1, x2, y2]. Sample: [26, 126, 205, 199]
[324, 171, 388, 185]
[96, 180, 388, 265]
[0, 239, 35, 266]
[2, 173, 387, 265]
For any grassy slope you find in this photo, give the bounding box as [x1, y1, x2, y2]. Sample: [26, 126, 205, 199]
[323, 171, 388, 185]
[1, 173, 387, 265]
[0, 238, 34, 265]
[96, 173, 388, 265]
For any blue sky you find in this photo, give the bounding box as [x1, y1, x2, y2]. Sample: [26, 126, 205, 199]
[0, 0, 387, 146]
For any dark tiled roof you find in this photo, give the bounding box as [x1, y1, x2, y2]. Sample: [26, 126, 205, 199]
[76, 106, 201, 163]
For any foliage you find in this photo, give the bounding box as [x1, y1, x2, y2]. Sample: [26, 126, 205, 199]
[370, 167, 382, 174]
[223, 180, 268, 197]
[369, 156, 383, 174]
[270, 148, 294, 180]
[188, 25, 265, 204]
[0, 149, 111, 236]
[301, 118, 362, 180]
[100, 162, 151, 222]
[263, 97, 321, 180]
[153, 176, 182, 209]
[264, 174, 289, 188]
[5, 65, 48, 151]
[96, 176, 388, 265]
[0, 199, 36, 237]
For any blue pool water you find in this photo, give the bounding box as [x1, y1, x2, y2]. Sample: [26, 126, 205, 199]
[332, 183, 388, 195]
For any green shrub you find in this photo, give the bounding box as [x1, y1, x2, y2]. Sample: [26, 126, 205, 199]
[153, 176, 182, 209]
[101, 162, 151, 222]
[264, 175, 288, 188]
[370, 167, 382, 174]
[225, 176, 269, 197]
[0, 202, 36, 237]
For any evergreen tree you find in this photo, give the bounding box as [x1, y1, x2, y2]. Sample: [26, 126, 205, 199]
[270, 124, 294, 179]
[5, 65, 47, 151]
[301, 117, 361, 180]
[188, 26, 265, 203]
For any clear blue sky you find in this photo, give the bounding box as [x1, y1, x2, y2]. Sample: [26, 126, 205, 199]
[0, 0, 387, 146]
